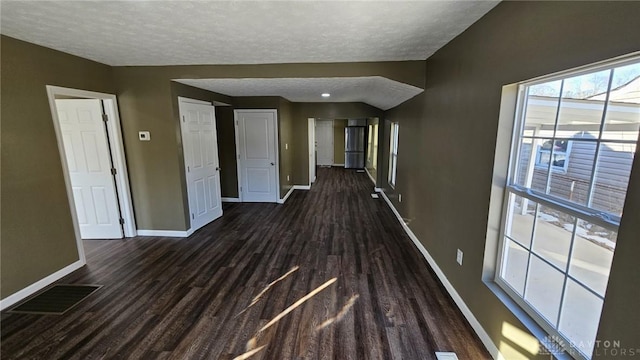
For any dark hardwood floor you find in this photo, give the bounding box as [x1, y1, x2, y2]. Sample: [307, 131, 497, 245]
[1, 167, 491, 360]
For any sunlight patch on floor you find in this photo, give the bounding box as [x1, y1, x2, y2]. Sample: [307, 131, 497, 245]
[236, 266, 300, 317]
[232, 345, 266, 360]
[316, 294, 360, 331]
[258, 277, 337, 333]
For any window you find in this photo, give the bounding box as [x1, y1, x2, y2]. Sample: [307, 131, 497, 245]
[497, 57, 640, 359]
[388, 122, 399, 187]
[535, 139, 571, 171]
[366, 123, 379, 175]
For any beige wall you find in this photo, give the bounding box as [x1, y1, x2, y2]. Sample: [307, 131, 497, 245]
[0, 36, 115, 299]
[380, 2, 640, 358]
[333, 119, 347, 165]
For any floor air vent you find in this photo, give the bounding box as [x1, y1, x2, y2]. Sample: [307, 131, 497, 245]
[435, 352, 459, 360]
[8, 284, 102, 315]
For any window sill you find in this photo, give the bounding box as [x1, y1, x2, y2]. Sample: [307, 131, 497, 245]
[483, 280, 575, 360]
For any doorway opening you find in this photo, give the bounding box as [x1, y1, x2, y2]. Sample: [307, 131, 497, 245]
[315, 119, 334, 167]
[46, 86, 136, 260]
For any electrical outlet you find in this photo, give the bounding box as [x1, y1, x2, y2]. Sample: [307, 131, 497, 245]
[287, 175, 290, 182]
[399, 194, 402, 202]
[285, 143, 289, 150]
[138, 131, 150, 141]
[456, 249, 463, 266]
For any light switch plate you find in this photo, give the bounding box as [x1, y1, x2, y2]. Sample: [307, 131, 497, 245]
[456, 249, 463, 266]
[138, 131, 151, 141]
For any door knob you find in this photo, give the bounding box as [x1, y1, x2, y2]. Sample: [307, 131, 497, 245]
[216, 167, 220, 171]
[270, 162, 275, 166]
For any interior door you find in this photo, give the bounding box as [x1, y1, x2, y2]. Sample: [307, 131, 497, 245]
[179, 100, 223, 231]
[55, 99, 123, 239]
[316, 120, 333, 166]
[236, 110, 278, 202]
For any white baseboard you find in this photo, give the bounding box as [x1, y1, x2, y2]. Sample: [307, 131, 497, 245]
[278, 186, 296, 204]
[136, 229, 192, 237]
[374, 187, 384, 193]
[0, 259, 85, 311]
[277, 185, 312, 204]
[332, 163, 345, 167]
[221, 197, 240, 203]
[378, 190, 501, 360]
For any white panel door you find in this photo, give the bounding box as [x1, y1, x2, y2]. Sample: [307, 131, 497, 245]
[55, 99, 123, 239]
[236, 110, 277, 202]
[316, 120, 333, 166]
[179, 101, 223, 231]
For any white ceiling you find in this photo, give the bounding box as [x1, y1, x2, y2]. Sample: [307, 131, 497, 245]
[0, 1, 499, 66]
[175, 77, 424, 110]
[1, 0, 499, 110]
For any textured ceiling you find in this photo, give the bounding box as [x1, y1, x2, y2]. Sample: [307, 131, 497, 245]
[175, 77, 424, 110]
[0, 1, 499, 66]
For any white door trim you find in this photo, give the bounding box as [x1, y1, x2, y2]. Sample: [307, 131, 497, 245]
[308, 118, 316, 185]
[177, 96, 211, 106]
[46, 85, 137, 260]
[234, 109, 280, 202]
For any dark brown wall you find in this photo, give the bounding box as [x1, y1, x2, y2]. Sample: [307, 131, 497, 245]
[333, 119, 347, 164]
[215, 106, 239, 198]
[0, 36, 115, 298]
[380, 2, 640, 358]
[113, 63, 417, 228]
[278, 98, 294, 197]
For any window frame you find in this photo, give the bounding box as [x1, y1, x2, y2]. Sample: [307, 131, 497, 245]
[494, 55, 640, 360]
[388, 122, 399, 188]
[535, 139, 572, 172]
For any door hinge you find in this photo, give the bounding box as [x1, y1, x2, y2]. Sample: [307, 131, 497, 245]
[191, 213, 194, 220]
[240, 186, 242, 192]
[182, 115, 186, 123]
[235, 120, 238, 126]
[102, 114, 108, 122]
[111, 168, 117, 175]
[187, 166, 190, 172]
[119, 218, 125, 225]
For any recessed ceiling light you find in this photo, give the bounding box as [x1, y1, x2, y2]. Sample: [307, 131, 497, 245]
[321, 93, 330, 98]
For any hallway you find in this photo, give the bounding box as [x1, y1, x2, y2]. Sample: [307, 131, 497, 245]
[1, 167, 490, 360]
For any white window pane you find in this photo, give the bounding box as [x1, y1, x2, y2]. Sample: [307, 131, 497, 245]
[602, 62, 640, 141]
[559, 279, 604, 358]
[505, 194, 535, 248]
[524, 255, 565, 325]
[532, 206, 574, 271]
[524, 81, 561, 131]
[547, 140, 596, 206]
[556, 70, 611, 139]
[501, 239, 529, 295]
[569, 220, 616, 296]
[391, 155, 397, 184]
[514, 137, 550, 193]
[591, 142, 636, 216]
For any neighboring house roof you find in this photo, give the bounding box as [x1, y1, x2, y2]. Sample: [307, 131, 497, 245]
[589, 75, 640, 104]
